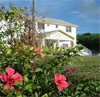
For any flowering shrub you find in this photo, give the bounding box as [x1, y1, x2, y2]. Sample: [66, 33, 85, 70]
[0, 44, 99, 96]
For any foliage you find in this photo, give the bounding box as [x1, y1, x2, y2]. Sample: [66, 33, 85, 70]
[58, 75, 100, 97]
[77, 33, 100, 54]
[0, 40, 84, 96]
[0, 42, 99, 96]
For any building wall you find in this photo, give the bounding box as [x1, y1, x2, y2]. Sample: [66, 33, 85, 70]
[37, 23, 77, 45]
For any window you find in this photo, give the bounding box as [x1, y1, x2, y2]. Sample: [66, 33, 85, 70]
[38, 23, 44, 29]
[66, 26, 71, 32]
[63, 44, 68, 49]
[3, 40, 7, 44]
[56, 25, 58, 28]
[47, 24, 49, 26]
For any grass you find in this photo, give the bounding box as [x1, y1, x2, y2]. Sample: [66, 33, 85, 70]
[43, 56, 100, 80]
[63, 56, 100, 80]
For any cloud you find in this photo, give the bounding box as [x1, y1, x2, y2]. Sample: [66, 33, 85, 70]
[36, 0, 68, 17]
[75, 0, 100, 17]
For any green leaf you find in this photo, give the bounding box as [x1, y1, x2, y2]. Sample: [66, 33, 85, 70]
[75, 90, 80, 95]
[7, 48, 12, 54]
[1, 90, 7, 95]
[30, 47, 33, 50]
[35, 92, 38, 97]
[84, 86, 89, 91]
[45, 78, 48, 86]
[33, 43, 36, 50]
[40, 44, 43, 51]
[7, 92, 13, 97]
[15, 39, 18, 48]
[24, 75, 29, 83]
[78, 45, 84, 50]
[52, 67, 58, 73]
[22, 43, 26, 50]
[35, 68, 43, 72]
[15, 81, 22, 86]
[42, 94, 48, 97]
[24, 84, 32, 90]
[24, 63, 31, 69]
[77, 84, 83, 90]
[80, 93, 86, 97]
[44, 70, 47, 75]
[32, 75, 36, 82]
[11, 84, 20, 91]
[32, 85, 41, 89]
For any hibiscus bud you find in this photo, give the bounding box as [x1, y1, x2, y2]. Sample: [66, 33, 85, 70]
[32, 69, 34, 72]
[30, 62, 35, 67]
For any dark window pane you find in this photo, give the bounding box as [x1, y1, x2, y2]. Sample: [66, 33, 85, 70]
[38, 23, 44, 29]
[56, 25, 58, 28]
[47, 24, 49, 26]
[66, 26, 71, 32]
[63, 44, 68, 49]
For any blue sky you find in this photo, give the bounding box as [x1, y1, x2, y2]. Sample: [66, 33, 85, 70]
[0, 0, 100, 34]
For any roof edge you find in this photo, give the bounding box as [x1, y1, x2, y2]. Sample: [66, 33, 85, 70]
[46, 30, 75, 39]
[36, 20, 78, 27]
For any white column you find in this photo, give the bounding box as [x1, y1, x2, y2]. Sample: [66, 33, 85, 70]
[70, 41, 73, 48]
[57, 40, 60, 47]
[41, 38, 45, 48]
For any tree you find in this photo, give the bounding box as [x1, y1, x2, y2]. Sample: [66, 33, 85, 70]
[77, 33, 100, 54]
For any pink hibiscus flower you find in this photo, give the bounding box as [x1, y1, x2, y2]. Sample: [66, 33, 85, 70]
[54, 73, 68, 91]
[0, 67, 23, 91]
[34, 48, 44, 58]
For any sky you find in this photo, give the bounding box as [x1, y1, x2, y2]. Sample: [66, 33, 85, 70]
[0, 0, 100, 34]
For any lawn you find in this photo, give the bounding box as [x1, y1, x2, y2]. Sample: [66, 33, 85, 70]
[43, 56, 100, 80]
[64, 56, 100, 80]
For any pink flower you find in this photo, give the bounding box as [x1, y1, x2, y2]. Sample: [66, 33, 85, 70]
[64, 68, 72, 73]
[30, 62, 35, 67]
[0, 67, 23, 91]
[34, 48, 39, 51]
[54, 73, 68, 91]
[64, 68, 77, 75]
[34, 48, 44, 58]
[32, 69, 34, 72]
[37, 52, 44, 58]
[30, 62, 35, 72]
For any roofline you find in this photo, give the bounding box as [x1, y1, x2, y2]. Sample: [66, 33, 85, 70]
[36, 20, 78, 27]
[46, 30, 75, 39]
[25, 17, 78, 27]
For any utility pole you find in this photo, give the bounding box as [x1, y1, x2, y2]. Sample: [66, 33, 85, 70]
[32, 0, 36, 41]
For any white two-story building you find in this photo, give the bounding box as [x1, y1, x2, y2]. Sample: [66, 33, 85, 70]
[33, 16, 78, 49]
